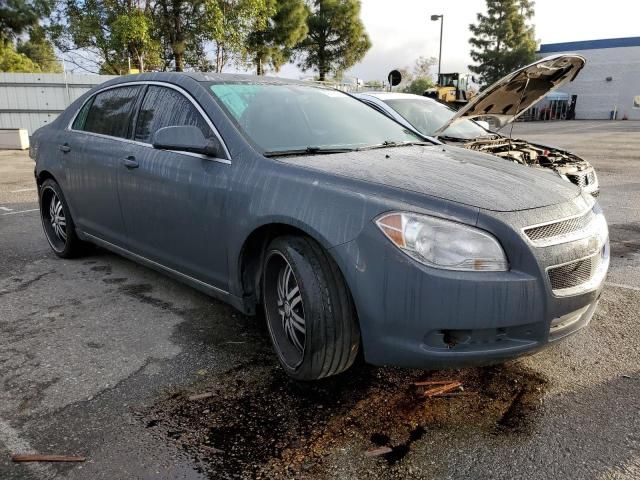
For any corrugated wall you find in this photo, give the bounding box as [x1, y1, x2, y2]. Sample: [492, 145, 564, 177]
[537, 46, 640, 120]
[0, 73, 117, 135]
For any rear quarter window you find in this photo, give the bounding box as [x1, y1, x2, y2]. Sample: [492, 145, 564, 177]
[71, 97, 93, 130]
[79, 86, 142, 138]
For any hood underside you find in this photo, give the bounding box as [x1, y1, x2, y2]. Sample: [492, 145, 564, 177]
[434, 54, 586, 134]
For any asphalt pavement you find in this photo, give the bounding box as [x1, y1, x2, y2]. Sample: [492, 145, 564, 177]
[0, 121, 639, 479]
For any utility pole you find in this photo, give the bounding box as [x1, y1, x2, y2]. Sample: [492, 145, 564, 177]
[431, 14, 444, 80]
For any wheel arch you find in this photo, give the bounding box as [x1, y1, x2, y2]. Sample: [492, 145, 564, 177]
[235, 221, 353, 315]
[36, 169, 58, 188]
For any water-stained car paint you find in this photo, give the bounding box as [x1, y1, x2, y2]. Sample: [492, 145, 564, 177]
[31, 73, 609, 379]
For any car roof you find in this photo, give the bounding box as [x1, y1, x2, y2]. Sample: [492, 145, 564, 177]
[356, 91, 435, 101]
[103, 71, 313, 87]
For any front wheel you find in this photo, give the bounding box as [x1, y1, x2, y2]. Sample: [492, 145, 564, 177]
[39, 179, 83, 258]
[262, 236, 360, 381]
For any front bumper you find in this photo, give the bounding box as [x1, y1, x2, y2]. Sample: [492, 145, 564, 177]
[330, 197, 607, 369]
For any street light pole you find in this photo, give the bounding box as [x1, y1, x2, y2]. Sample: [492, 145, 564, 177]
[431, 14, 444, 80]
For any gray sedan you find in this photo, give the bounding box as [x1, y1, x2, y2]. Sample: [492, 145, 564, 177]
[31, 73, 609, 380]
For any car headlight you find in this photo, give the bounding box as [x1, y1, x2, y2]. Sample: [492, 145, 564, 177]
[591, 202, 609, 245]
[375, 212, 509, 271]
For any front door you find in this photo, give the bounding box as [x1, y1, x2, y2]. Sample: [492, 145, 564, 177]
[116, 85, 230, 290]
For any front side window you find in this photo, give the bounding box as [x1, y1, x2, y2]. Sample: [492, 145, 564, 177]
[207, 83, 422, 154]
[81, 86, 142, 138]
[134, 86, 213, 143]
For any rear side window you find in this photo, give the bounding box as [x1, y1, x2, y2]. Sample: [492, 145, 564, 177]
[72, 97, 93, 130]
[81, 86, 142, 138]
[134, 86, 213, 143]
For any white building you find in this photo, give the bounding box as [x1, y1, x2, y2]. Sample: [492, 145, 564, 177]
[538, 37, 640, 120]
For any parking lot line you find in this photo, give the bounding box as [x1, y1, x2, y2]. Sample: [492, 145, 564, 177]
[1, 208, 39, 216]
[0, 206, 12, 212]
[10, 187, 37, 193]
[0, 419, 56, 480]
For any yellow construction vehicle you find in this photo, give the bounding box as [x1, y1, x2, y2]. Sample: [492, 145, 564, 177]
[424, 73, 480, 107]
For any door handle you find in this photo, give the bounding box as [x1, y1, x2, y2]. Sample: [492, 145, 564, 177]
[59, 144, 71, 153]
[122, 156, 139, 169]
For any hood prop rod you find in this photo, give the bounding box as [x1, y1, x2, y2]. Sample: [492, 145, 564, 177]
[508, 75, 531, 152]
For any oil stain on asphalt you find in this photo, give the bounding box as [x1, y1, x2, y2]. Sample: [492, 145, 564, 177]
[141, 351, 547, 479]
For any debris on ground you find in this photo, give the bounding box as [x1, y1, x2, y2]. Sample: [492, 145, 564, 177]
[143, 362, 547, 478]
[188, 392, 215, 401]
[201, 446, 225, 455]
[414, 380, 463, 398]
[364, 446, 393, 457]
[11, 454, 86, 463]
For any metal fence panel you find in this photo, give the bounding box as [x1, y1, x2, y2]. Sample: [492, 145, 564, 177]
[0, 73, 117, 135]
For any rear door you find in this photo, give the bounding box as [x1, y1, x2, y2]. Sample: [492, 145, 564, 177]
[65, 85, 143, 245]
[116, 84, 231, 290]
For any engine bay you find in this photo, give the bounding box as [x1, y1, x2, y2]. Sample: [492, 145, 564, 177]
[463, 137, 591, 173]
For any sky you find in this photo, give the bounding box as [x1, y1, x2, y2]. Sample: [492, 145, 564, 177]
[273, 0, 640, 81]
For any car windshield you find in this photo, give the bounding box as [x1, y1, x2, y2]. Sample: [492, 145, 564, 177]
[382, 97, 489, 140]
[207, 83, 424, 154]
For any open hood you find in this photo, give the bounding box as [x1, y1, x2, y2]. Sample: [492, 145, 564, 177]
[434, 54, 585, 135]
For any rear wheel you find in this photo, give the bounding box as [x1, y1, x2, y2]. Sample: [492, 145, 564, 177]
[39, 179, 83, 258]
[263, 236, 360, 380]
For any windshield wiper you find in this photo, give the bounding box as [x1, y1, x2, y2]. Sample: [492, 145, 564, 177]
[263, 146, 357, 157]
[358, 140, 432, 151]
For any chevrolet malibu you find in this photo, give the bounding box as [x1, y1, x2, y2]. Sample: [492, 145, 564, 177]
[30, 73, 610, 380]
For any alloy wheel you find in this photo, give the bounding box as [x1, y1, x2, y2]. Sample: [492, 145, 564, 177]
[276, 261, 306, 354]
[264, 251, 307, 369]
[41, 186, 68, 252]
[48, 193, 67, 242]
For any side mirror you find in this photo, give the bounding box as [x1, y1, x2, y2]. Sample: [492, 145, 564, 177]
[152, 125, 221, 157]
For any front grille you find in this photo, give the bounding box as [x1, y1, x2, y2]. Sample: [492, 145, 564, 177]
[524, 210, 594, 243]
[567, 171, 595, 188]
[548, 252, 603, 292]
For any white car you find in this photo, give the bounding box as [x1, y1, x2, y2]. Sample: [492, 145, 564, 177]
[355, 55, 599, 196]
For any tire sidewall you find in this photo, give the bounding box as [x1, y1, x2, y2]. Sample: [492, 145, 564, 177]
[263, 238, 326, 380]
[39, 179, 77, 257]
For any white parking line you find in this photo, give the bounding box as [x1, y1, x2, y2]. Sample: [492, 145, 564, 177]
[0, 206, 13, 212]
[10, 187, 37, 193]
[0, 419, 56, 479]
[1, 208, 39, 216]
[606, 282, 640, 292]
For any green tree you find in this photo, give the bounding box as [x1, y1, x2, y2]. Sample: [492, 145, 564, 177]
[52, 0, 162, 74]
[468, 0, 536, 86]
[16, 25, 62, 72]
[111, 10, 160, 72]
[206, 0, 274, 73]
[151, 0, 210, 72]
[0, 41, 41, 71]
[403, 77, 434, 95]
[297, 0, 371, 81]
[247, 0, 308, 75]
[0, 0, 53, 42]
[149, 0, 272, 73]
